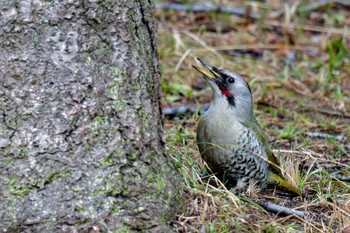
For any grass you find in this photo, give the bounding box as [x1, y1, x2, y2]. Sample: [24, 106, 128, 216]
[157, 0, 350, 232]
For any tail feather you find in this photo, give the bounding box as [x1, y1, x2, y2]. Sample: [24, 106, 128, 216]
[269, 172, 303, 197]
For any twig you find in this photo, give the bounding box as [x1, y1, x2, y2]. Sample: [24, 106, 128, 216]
[266, 20, 350, 36]
[331, 174, 350, 182]
[277, 148, 350, 170]
[193, 44, 316, 52]
[305, 131, 347, 143]
[156, 3, 260, 19]
[257, 201, 305, 218]
[157, 2, 350, 36]
[298, 0, 350, 13]
[316, 108, 350, 119]
[183, 30, 224, 65]
[163, 105, 209, 118]
[175, 48, 191, 72]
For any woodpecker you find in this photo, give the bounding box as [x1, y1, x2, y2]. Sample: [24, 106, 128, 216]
[193, 58, 301, 196]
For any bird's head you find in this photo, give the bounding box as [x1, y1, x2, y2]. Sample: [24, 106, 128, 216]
[193, 57, 253, 120]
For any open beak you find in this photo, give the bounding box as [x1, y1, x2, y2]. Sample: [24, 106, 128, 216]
[192, 58, 221, 81]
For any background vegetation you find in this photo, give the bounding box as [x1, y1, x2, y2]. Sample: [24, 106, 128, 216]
[156, 0, 350, 232]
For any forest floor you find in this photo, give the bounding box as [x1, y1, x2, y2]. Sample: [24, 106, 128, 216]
[156, 0, 350, 232]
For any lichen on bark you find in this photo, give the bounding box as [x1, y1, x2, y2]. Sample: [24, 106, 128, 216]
[0, 0, 183, 232]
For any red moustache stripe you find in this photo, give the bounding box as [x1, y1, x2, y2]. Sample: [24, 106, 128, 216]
[219, 84, 232, 97]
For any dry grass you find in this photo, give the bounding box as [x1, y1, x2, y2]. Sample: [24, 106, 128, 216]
[157, 0, 350, 232]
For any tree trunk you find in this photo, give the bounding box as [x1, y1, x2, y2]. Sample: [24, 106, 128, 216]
[0, 1, 182, 232]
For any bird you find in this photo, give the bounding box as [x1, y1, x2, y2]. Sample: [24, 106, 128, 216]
[192, 57, 302, 196]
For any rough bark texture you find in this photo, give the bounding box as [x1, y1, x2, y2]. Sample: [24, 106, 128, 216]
[0, 1, 182, 232]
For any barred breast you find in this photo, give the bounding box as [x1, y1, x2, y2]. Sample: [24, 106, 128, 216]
[197, 114, 269, 189]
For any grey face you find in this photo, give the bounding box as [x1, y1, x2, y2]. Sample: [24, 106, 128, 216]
[192, 58, 253, 110]
[208, 68, 252, 107]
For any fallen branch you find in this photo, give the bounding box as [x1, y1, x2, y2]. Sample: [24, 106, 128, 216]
[305, 131, 347, 143]
[240, 196, 305, 218]
[298, 0, 350, 13]
[156, 3, 260, 19]
[157, 2, 350, 36]
[157, 1, 350, 19]
[257, 201, 305, 218]
[163, 105, 209, 118]
[331, 174, 350, 182]
[316, 108, 350, 119]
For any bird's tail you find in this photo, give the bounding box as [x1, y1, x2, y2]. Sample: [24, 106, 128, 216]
[268, 172, 303, 197]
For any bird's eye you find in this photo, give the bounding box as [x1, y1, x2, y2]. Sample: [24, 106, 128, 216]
[228, 77, 235, 83]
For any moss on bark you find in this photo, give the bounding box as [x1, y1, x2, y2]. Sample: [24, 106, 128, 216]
[0, 0, 183, 232]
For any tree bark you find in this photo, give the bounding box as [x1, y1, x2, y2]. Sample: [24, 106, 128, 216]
[0, 1, 182, 232]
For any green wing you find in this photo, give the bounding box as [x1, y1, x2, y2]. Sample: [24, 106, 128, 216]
[242, 117, 282, 176]
[243, 117, 302, 196]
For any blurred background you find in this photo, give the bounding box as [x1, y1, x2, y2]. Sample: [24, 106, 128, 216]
[155, 1, 350, 232]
